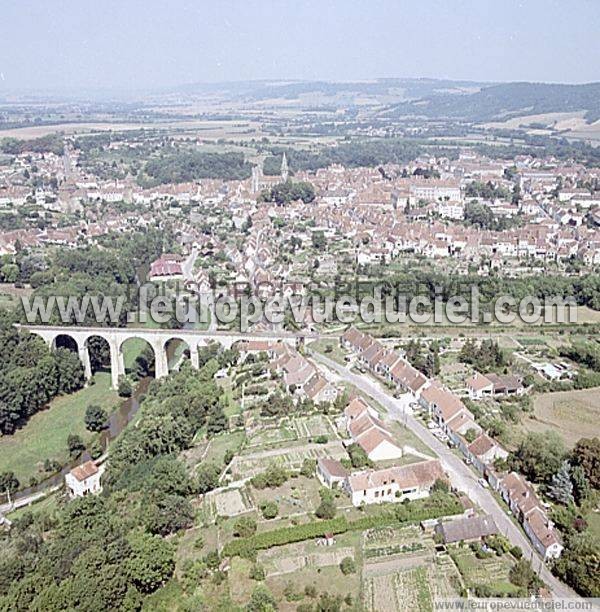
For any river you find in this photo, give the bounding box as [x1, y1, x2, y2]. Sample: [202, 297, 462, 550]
[1, 377, 152, 505]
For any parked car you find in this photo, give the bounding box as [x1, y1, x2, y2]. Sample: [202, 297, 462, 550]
[478, 478, 489, 489]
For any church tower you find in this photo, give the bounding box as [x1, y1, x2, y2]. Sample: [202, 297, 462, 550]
[281, 152, 289, 182]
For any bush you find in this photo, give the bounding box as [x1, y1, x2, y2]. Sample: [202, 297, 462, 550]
[339, 556, 356, 575]
[260, 501, 279, 520]
[117, 376, 132, 397]
[251, 464, 288, 489]
[84, 404, 108, 432]
[300, 458, 316, 477]
[249, 563, 265, 581]
[233, 516, 257, 538]
[510, 545, 523, 560]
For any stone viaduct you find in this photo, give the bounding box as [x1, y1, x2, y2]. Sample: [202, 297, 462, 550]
[18, 325, 319, 389]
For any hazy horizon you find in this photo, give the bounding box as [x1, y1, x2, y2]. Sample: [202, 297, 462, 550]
[1, 0, 599, 95]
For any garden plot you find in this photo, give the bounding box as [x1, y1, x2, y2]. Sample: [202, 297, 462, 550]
[259, 540, 355, 576]
[291, 414, 337, 439]
[207, 486, 254, 517]
[251, 475, 322, 519]
[363, 525, 428, 561]
[449, 546, 520, 596]
[230, 443, 346, 480]
[364, 566, 433, 612]
[245, 424, 298, 448]
[429, 554, 463, 600]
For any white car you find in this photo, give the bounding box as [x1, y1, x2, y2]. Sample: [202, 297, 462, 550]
[478, 478, 489, 489]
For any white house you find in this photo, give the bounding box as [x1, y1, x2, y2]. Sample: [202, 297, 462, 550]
[65, 461, 104, 498]
[344, 398, 403, 461]
[316, 458, 349, 489]
[343, 459, 444, 506]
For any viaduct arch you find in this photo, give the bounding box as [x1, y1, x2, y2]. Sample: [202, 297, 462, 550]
[18, 325, 314, 389]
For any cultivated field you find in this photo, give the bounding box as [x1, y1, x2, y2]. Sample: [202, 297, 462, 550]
[523, 388, 600, 447]
[230, 442, 346, 480]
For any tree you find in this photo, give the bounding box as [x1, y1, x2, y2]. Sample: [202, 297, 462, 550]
[196, 463, 221, 494]
[145, 494, 194, 536]
[300, 458, 316, 477]
[553, 531, 600, 597]
[510, 431, 566, 483]
[126, 532, 175, 594]
[67, 434, 85, 457]
[246, 585, 277, 612]
[55, 348, 85, 393]
[339, 556, 356, 575]
[509, 559, 541, 593]
[311, 230, 326, 251]
[571, 437, 600, 489]
[84, 404, 108, 432]
[315, 489, 336, 519]
[548, 461, 574, 505]
[0, 471, 19, 495]
[206, 403, 228, 436]
[347, 443, 370, 468]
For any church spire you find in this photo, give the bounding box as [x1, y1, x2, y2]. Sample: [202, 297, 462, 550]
[281, 152, 289, 182]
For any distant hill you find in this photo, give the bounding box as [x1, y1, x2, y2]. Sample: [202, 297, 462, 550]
[383, 81, 600, 123]
[160, 78, 488, 105]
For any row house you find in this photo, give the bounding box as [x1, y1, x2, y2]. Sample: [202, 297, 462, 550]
[419, 383, 482, 445]
[498, 472, 563, 560]
[343, 397, 403, 462]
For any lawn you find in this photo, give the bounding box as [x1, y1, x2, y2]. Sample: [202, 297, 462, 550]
[309, 338, 349, 365]
[0, 372, 117, 484]
[201, 430, 246, 466]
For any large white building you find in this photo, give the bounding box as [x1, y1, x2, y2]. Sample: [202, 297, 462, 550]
[343, 459, 444, 506]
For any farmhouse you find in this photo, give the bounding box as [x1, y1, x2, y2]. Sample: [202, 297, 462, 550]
[344, 459, 444, 506]
[65, 461, 104, 498]
[148, 254, 183, 281]
[304, 372, 338, 404]
[466, 372, 525, 400]
[421, 383, 481, 443]
[435, 514, 498, 544]
[316, 457, 349, 488]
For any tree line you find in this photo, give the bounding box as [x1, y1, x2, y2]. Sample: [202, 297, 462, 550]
[0, 316, 84, 434]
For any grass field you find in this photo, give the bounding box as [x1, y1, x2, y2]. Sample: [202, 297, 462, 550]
[522, 387, 600, 447]
[0, 372, 117, 484]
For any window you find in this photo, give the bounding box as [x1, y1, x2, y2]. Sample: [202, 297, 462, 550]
[375, 491, 379, 498]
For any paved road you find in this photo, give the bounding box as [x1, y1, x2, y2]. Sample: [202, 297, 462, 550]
[311, 351, 579, 600]
[0, 486, 60, 516]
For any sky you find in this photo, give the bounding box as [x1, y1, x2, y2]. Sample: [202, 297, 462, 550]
[0, 0, 599, 94]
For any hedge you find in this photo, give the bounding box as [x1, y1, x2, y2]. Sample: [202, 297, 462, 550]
[222, 493, 462, 558]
